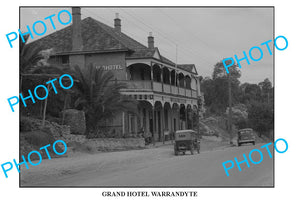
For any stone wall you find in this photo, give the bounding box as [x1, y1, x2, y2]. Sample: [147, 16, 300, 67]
[87, 137, 145, 151]
[20, 116, 71, 140]
[67, 136, 145, 153]
[20, 116, 145, 154]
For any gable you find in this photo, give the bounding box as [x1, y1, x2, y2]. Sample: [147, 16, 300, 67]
[153, 48, 161, 60]
[191, 66, 198, 75]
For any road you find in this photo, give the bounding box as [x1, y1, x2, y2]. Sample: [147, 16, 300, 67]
[21, 141, 274, 187]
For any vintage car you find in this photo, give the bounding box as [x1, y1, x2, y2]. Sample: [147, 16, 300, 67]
[237, 128, 256, 146]
[174, 130, 200, 155]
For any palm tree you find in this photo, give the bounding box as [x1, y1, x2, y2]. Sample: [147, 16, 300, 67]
[20, 34, 45, 73]
[20, 34, 47, 91]
[71, 63, 137, 134]
[20, 35, 67, 124]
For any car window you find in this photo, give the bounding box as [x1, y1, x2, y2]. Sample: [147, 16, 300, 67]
[240, 130, 252, 135]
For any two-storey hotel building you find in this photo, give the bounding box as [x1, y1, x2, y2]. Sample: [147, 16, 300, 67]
[29, 7, 203, 142]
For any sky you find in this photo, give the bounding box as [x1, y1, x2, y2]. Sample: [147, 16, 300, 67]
[20, 7, 274, 84]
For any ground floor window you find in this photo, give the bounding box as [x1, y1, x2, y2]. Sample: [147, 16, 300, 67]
[129, 114, 136, 134]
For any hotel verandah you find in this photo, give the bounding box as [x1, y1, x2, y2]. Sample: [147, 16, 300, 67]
[28, 7, 204, 142]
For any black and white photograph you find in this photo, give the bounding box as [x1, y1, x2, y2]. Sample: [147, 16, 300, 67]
[4, 0, 300, 212]
[19, 6, 274, 187]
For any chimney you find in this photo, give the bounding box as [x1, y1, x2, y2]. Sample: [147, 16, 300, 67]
[114, 13, 121, 32]
[72, 7, 83, 51]
[148, 32, 154, 49]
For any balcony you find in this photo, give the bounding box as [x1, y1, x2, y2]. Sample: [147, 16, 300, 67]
[153, 81, 162, 92]
[121, 80, 198, 99]
[171, 85, 178, 94]
[163, 84, 171, 93]
[186, 89, 192, 97]
[179, 87, 185, 96]
[192, 90, 197, 98]
[124, 81, 152, 91]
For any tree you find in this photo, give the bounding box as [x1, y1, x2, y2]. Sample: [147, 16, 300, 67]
[248, 101, 273, 137]
[258, 78, 273, 103]
[20, 34, 58, 120]
[200, 60, 274, 139]
[258, 78, 272, 93]
[200, 77, 214, 110]
[212, 60, 241, 80]
[201, 60, 241, 114]
[20, 35, 59, 121]
[240, 83, 262, 103]
[70, 63, 138, 134]
[20, 44, 68, 122]
[20, 34, 45, 74]
[225, 104, 248, 129]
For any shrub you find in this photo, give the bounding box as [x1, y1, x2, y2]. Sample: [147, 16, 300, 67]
[20, 117, 33, 132]
[21, 130, 64, 160]
[24, 130, 55, 146]
[87, 126, 121, 138]
[46, 115, 61, 124]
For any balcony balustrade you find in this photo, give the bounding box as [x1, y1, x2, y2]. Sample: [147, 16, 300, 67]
[123, 80, 152, 90]
[192, 90, 197, 98]
[171, 85, 178, 95]
[122, 80, 198, 99]
[179, 87, 185, 96]
[153, 81, 162, 92]
[163, 84, 171, 93]
[186, 89, 192, 97]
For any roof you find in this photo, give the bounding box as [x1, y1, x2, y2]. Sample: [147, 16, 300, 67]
[127, 47, 157, 58]
[28, 17, 144, 53]
[177, 64, 195, 72]
[28, 16, 197, 74]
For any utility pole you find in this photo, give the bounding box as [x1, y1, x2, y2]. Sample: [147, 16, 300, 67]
[228, 71, 233, 145]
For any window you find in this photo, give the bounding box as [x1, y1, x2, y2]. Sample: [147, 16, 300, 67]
[61, 55, 69, 65]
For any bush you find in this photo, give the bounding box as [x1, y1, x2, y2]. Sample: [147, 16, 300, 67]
[20, 117, 33, 132]
[21, 130, 64, 160]
[46, 115, 61, 124]
[63, 109, 86, 134]
[87, 126, 122, 139]
[248, 101, 273, 136]
[69, 141, 94, 153]
[24, 130, 55, 146]
[235, 119, 249, 130]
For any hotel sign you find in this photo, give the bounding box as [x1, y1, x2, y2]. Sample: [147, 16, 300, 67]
[96, 64, 123, 71]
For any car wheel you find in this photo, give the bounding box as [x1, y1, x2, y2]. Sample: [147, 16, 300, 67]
[183, 152, 185, 155]
[253, 141, 255, 145]
[238, 143, 241, 146]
